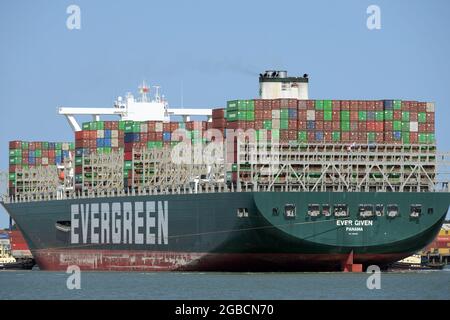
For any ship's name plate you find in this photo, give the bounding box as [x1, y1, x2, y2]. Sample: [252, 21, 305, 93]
[336, 219, 374, 234]
[70, 201, 168, 245]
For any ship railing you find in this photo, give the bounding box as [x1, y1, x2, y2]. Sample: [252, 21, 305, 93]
[2, 180, 449, 204]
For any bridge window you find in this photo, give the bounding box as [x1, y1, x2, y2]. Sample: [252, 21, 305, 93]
[334, 204, 348, 217]
[359, 204, 374, 218]
[308, 204, 320, 217]
[285, 204, 296, 219]
[387, 204, 399, 218]
[427, 208, 434, 215]
[237, 208, 248, 218]
[410, 205, 422, 218]
[375, 204, 384, 217]
[322, 204, 331, 217]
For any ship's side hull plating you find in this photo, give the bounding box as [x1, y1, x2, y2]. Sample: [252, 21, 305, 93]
[2, 192, 448, 271]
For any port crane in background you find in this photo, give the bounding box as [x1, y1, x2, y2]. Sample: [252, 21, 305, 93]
[58, 82, 212, 132]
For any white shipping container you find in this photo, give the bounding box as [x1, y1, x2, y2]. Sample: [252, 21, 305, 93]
[155, 122, 163, 132]
[62, 143, 69, 151]
[140, 124, 148, 133]
[42, 157, 48, 165]
[272, 110, 280, 119]
[410, 122, 418, 132]
[272, 119, 280, 129]
[307, 110, 315, 121]
[111, 130, 118, 138]
[111, 139, 118, 148]
[97, 130, 104, 138]
[426, 102, 435, 112]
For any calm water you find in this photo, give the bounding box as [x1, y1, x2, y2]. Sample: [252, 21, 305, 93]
[0, 269, 449, 300]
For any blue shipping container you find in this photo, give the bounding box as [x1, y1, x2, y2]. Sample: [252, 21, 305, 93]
[105, 130, 112, 138]
[383, 100, 393, 110]
[288, 109, 298, 119]
[367, 111, 375, 120]
[307, 121, 315, 130]
[96, 138, 104, 147]
[315, 131, 324, 141]
[393, 131, 402, 140]
[163, 132, 171, 142]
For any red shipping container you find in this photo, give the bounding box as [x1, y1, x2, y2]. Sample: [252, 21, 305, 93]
[341, 132, 350, 142]
[324, 121, 332, 131]
[384, 132, 393, 143]
[288, 120, 297, 129]
[418, 123, 426, 132]
[426, 123, 435, 133]
[315, 121, 324, 130]
[384, 121, 393, 131]
[213, 118, 227, 128]
[89, 140, 96, 148]
[288, 99, 298, 108]
[393, 111, 402, 120]
[29, 143, 35, 151]
[402, 101, 411, 111]
[298, 110, 307, 120]
[255, 110, 264, 120]
[410, 101, 418, 112]
[9, 165, 21, 173]
[376, 132, 384, 143]
[410, 112, 418, 121]
[375, 122, 384, 132]
[341, 100, 351, 110]
[358, 121, 367, 131]
[410, 132, 418, 143]
[288, 130, 297, 140]
[89, 131, 97, 139]
[254, 120, 263, 130]
[426, 112, 435, 123]
[271, 99, 281, 109]
[332, 121, 340, 130]
[324, 131, 332, 142]
[367, 121, 376, 131]
[246, 122, 255, 129]
[307, 132, 316, 142]
[147, 121, 156, 132]
[170, 122, 179, 131]
[212, 108, 225, 119]
[298, 100, 307, 110]
[22, 151, 28, 158]
[22, 158, 29, 165]
[350, 111, 358, 121]
[75, 166, 82, 174]
[332, 100, 341, 110]
[332, 111, 340, 120]
[298, 121, 307, 130]
[42, 150, 48, 157]
[163, 123, 171, 131]
[316, 111, 324, 120]
[350, 132, 358, 142]
[263, 110, 271, 119]
[350, 122, 358, 131]
[263, 100, 272, 109]
[417, 102, 427, 112]
[375, 101, 384, 110]
[280, 130, 289, 140]
[9, 141, 22, 149]
[254, 99, 264, 108]
[358, 132, 366, 142]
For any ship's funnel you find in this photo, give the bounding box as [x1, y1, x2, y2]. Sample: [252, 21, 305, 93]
[259, 70, 309, 99]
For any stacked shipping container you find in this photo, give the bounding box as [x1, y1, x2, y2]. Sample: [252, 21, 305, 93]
[8, 141, 74, 195]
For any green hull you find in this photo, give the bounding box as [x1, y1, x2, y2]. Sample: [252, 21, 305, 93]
[2, 191, 449, 271]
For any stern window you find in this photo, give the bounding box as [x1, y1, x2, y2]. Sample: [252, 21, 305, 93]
[334, 204, 349, 217]
[237, 208, 248, 218]
[272, 208, 279, 216]
[285, 204, 296, 219]
[322, 204, 331, 217]
[375, 204, 384, 217]
[359, 204, 374, 218]
[387, 204, 399, 218]
[308, 204, 320, 217]
[410, 205, 422, 218]
[427, 208, 434, 215]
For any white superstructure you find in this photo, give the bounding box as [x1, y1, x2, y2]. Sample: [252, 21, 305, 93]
[259, 70, 309, 100]
[59, 81, 212, 131]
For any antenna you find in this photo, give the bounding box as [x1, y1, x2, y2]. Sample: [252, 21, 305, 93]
[139, 81, 150, 102]
[153, 85, 161, 103]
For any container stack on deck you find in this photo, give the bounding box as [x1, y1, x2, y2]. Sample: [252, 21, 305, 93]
[8, 141, 74, 196]
[7, 98, 436, 196]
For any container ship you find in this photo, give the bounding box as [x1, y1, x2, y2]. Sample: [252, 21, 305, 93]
[1, 71, 449, 272]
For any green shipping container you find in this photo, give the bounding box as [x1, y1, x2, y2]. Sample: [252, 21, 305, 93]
[21, 142, 29, 149]
[384, 111, 393, 121]
[428, 133, 435, 144]
[367, 132, 376, 142]
[418, 133, 427, 144]
[323, 100, 332, 111]
[123, 170, 129, 178]
[247, 100, 255, 111]
[341, 111, 350, 121]
[263, 120, 272, 130]
[324, 111, 332, 121]
[393, 100, 402, 110]
[9, 173, 15, 181]
[341, 121, 350, 131]
[280, 119, 289, 129]
[358, 111, 367, 121]
[271, 129, 280, 139]
[69, 142, 75, 150]
[315, 100, 324, 110]
[82, 122, 90, 130]
[119, 121, 126, 131]
[418, 112, 427, 123]
[332, 131, 341, 142]
[402, 111, 410, 122]
[280, 109, 289, 120]
[402, 122, 410, 132]
[42, 142, 49, 150]
[403, 134, 410, 144]
[35, 150, 42, 157]
[55, 143, 62, 150]
[298, 131, 307, 142]
[75, 157, 82, 165]
[246, 111, 255, 121]
[393, 121, 402, 131]
[97, 147, 104, 154]
[9, 149, 21, 157]
[375, 112, 384, 121]
[124, 161, 132, 170]
[55, 150, 62, 156]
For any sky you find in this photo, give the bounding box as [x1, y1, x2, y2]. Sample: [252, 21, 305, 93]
[0, 0, 449, 227]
